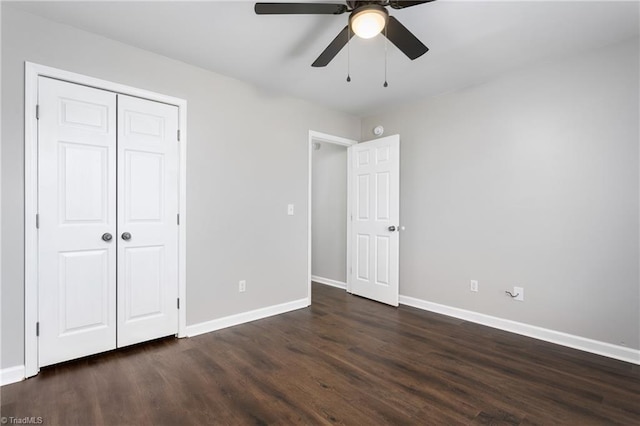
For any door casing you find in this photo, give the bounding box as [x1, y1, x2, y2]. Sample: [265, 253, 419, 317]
[24, 62, 188, 378]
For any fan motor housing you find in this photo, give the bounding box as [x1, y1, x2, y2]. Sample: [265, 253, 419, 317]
[348, 1, 387, 9]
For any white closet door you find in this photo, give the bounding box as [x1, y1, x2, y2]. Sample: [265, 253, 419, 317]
[38, 77, 117, 367]
[116, 95, 179, 347]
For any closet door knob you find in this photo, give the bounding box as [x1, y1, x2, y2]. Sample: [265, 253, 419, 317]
[102, 233, 113, 242]
[121, 232, 132, 241]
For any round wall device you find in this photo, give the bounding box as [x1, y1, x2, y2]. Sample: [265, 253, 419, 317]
[373, 125, 384, 136]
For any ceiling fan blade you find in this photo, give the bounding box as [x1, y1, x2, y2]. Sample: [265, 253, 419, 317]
[384, 16, 428, 60]
[255, 3, 348, 15]
[389, 0, 436, 9]
[312, 25, 354, 67]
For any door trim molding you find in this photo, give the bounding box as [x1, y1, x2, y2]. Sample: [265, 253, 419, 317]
[307, 131, 357, 305]
[24, 62, 188, 378]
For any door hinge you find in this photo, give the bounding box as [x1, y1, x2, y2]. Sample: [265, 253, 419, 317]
[177, 214, 180, 225]
[36, 104, 40, 120]
[177, 129, 180, 142]
[36, 214, 39, 229]
[177, 298, 180, 309]
[36, 322, 40, 337]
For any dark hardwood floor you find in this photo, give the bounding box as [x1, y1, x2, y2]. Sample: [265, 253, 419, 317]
[2, 283, 639, 425]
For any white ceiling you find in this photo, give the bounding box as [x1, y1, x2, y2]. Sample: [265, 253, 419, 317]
[9, 0, 639, 116]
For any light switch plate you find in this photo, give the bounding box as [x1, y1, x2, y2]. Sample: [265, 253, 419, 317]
[287, 204, 294, 215]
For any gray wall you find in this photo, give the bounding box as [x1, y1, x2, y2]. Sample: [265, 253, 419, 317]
[312, 142, 348, 283]
[0, 6, 360, 368]
[362, 38, 640, 349]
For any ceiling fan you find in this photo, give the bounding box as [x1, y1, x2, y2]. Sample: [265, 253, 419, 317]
[254, 1, 435, 67]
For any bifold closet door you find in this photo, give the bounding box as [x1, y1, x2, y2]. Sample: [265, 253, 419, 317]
[38, 77, 118, 367]
[116, 95, 179, 347]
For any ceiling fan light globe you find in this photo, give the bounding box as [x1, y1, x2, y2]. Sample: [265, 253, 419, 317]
[350, 7, 388, 39]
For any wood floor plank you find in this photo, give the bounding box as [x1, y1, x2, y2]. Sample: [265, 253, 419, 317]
[2, 283, 639, 425]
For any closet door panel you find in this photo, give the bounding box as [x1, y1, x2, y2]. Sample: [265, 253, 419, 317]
[117, 95, 179, 347]
[38, 77, 117, 367]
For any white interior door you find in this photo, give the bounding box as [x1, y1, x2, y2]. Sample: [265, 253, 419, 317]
[38, 77, 117, 366]
[349, 135, 400, 306]
[116, 95, 179, 347]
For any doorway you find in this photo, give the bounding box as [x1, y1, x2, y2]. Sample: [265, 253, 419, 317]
[307, 131, 357, 303]
[307, 131, 401, 307]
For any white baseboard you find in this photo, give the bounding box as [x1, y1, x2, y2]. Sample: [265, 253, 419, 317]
[1, 365, 25, 386]
[4, 298, 308, 384]
[186, 298, 308, 337]
[399, 295, 640, 365]
[311, 275, 347, 290]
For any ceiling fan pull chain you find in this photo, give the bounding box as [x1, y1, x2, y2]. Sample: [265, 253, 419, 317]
[383, 24, 389, 88]
[346, 25, 352, 82]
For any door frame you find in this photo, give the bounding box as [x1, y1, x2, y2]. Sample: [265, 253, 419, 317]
[307, 131, 357, 304]
[24, 62, 188, 377]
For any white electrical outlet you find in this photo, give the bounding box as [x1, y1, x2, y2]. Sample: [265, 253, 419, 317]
[470, 280, 478, 292]
[513, 286, 524, 301]
[239, 280, 246, 293]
